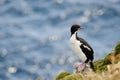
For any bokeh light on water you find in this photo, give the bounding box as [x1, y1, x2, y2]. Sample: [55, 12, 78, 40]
[0, 0, 120, 80]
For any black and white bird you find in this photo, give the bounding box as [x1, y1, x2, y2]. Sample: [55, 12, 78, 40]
[70, 25, 94, 71]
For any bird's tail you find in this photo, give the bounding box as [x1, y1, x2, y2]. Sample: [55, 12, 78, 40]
[89, 61, 95, 71]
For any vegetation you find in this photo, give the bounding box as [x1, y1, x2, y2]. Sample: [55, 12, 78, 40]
[56, 42, 120, 80]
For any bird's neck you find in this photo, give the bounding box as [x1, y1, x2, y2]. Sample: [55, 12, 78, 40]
[71, 32, 77, 39]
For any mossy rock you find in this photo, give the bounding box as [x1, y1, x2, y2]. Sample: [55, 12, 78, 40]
[93, 42, 120, 72]
[104, 52, 120, 64]
[56, 72, 71, 80]
[104, 52, 115, 64]
[104, 42, 120, 64]
[62, 74, 83, 80]
[115, 42, 120, 55]
[56, 72, 83, 80]
[93, 59, 108, 72]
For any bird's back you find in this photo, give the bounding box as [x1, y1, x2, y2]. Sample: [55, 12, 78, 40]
[77, 37, 94, 54]
[76, 37, 94, 62]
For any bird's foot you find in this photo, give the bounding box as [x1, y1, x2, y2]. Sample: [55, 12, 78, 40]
[74, 62, 86, 73]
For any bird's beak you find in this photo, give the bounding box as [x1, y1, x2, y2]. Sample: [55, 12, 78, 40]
[80, 27, 84, 29]
[78, 27, 83, 30]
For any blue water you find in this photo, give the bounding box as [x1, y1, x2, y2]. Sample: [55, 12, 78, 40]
[0, 0, 120, 80]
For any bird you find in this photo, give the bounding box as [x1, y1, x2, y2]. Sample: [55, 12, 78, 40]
[70, 24, 94, 72]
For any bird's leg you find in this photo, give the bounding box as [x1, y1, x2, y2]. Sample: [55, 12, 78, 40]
[78, 62, 86, 71]
[74, 62, 86, 72]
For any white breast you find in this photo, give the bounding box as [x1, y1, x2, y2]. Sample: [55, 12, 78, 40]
[70, 32, 87, 62]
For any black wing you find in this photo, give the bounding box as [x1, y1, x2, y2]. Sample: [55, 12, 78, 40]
[77, 37, 94, 62]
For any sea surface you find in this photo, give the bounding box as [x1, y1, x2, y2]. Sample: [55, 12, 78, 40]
[0, 0, 120, 80]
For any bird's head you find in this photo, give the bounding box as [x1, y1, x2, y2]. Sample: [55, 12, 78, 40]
[71, 25, 83, 34]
